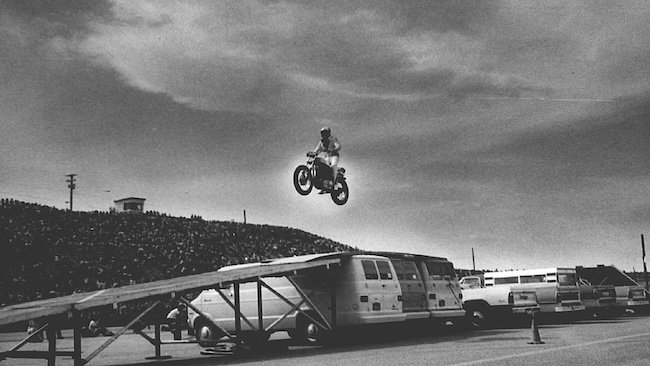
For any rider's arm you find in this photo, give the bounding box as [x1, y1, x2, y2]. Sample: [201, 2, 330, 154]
[329, 137, 341, 154]
[313, 141, 325, 154]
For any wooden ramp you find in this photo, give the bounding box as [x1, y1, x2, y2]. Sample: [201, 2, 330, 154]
[0, 252, 345, 366]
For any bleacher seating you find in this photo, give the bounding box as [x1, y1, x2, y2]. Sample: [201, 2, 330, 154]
[0, 198, 354, 325]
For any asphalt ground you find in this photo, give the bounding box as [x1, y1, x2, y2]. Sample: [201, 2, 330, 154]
[1, 313, 649, 366]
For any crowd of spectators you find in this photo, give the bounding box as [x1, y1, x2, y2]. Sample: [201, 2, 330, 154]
[0, 198, 354, 326]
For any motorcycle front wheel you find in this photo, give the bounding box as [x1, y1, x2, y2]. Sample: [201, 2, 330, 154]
[293, 165, 313, 195]
[331, 179, 349, 205]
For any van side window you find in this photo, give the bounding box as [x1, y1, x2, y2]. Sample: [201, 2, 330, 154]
[425, 261, 453, 279]
[362, 260, 379, 280]
[402, 261, 420, 280]
[393, 261, 405, 280]
[447, 262, 457, 278]
[376, 260, 393, 280]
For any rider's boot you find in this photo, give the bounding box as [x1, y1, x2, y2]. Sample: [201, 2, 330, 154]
[319, 179, 333, 194]
[329, 174, 338, 191]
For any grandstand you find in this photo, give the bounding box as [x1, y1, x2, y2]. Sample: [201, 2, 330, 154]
[0, 198, 355, 327]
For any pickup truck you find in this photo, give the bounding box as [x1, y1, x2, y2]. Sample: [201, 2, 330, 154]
[576, 265, 649, 316]
[461, 277, 539, 329]
[613, 285, 649, 315]
[577, 278, 617, 318]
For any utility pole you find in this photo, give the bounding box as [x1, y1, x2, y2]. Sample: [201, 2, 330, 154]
[66, 174, 77, 211]
[243, 209, 247, 224]
[642, 234, 649, 291]
[472, 247, 476, 272]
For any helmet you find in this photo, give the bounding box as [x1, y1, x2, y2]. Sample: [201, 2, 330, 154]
[320, 126, 331, 137]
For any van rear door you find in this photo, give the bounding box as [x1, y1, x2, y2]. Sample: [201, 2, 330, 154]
[357, 258, 403, 323]
[392, 260, 427, 314]
[423, 260, 463, 311]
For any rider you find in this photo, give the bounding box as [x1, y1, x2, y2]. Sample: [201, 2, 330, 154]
[312, 126, 341, 191]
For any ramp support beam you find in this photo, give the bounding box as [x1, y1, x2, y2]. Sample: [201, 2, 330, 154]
[257, 278, 265, 342]
[234, 282, 242, 349]
[0, 313, 80, 366]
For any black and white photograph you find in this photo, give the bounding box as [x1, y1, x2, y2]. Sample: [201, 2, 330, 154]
[1, 1, 649, 365]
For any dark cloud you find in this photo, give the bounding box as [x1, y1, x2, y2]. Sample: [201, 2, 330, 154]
[41, 0, 547, 113]
[489, 35, 575, 66]
[446, 73, 549, 101]
[390, 0, 498, 35]
[275, 0, 498, 34]
[1, 0, 112, 38]
[285, 30, 541, 101]
[603, 40, 650, 86]
[360, 93, 650, 205]
[488, 95, 650, 178]
[276, 8, 410, 84]
[410, 94, 650, 197]
[2, 0, 110, 19]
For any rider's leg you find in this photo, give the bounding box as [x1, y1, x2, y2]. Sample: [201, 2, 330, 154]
[330, 155, 339, 185]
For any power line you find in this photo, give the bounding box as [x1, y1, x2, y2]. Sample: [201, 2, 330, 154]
[0, 191, 61, 204]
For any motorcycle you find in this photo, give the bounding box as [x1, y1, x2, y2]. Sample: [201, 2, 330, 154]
[293, 152, 349, 205]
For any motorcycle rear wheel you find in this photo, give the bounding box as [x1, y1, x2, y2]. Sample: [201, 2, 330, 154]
[293, 165, 313, 195]
[331, 179, 349, 205]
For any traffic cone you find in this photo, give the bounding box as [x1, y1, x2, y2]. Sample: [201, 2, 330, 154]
[528, 312, 544, 345]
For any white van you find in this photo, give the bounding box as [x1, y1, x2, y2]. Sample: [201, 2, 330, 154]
[188, 254, 405, 345]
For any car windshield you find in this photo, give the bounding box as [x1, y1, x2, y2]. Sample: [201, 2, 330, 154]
[557, 273, 577, 286]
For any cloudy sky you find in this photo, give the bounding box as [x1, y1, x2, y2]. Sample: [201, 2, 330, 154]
[2, 0, 650, 271]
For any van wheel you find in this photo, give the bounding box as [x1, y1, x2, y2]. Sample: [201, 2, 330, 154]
[195, 320, 221, 347]
[292, 313, 325, 345]
[467, 306, 489, 329]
